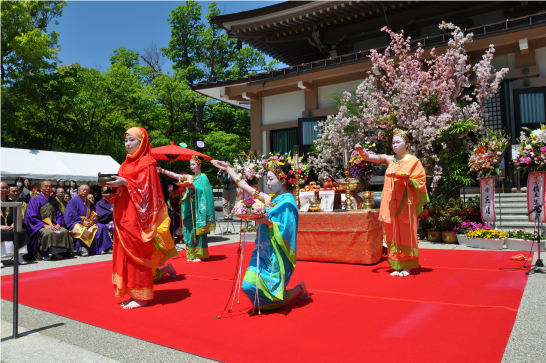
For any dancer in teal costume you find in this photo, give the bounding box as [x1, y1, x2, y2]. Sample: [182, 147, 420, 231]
[212, 158, 309, 310]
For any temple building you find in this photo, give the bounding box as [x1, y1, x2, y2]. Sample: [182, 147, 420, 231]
[191, 1, 546, 188]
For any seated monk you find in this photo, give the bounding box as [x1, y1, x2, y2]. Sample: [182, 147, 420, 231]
[23, 181, 73, 260]
[55, 187, 68, 214]
[95, 187, 114, 234]
[65, 185, 113, 257]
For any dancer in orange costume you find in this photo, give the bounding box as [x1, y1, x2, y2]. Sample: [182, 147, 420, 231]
[105, 127, 177, 309]
[356, 129, 429, 277]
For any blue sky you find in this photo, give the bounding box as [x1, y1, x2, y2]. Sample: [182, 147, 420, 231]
[51, 1, 283, 72]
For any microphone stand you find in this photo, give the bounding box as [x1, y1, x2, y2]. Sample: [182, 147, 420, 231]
[526, 201, 545, 274]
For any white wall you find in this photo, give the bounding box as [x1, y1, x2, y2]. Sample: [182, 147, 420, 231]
[262, 91, 305, 125]
[318, 79, 365, 109]
[536, 47, 546, 77]
[491, 53, 516, 70]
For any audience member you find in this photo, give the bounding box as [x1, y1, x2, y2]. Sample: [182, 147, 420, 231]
[56, 179, 68, 192]
[217, 170, 237, 220]
[68, 180, 78, 198]
[96, 187, 114, 232]
[55, 188, 67, 213]
[87, 194, 95, 203]
[24, 181, 73, 261]
[22, 179, 31, 197]
[64, 193, 71, 203]
[1, 182, 31, 266]
[65, 185, 112, 256]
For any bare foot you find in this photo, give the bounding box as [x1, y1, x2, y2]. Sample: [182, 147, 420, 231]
[120, 298, 134, 307]
[168, 263, 177, 278]
[390, 270, 400, 276]
[122, 299, 148, 310]
[299, 281, 309, 299]
[399, 269, 410, 277]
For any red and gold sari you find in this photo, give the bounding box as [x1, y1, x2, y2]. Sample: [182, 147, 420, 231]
[380, 155, 429, 270]
[111, 127, 177, 300]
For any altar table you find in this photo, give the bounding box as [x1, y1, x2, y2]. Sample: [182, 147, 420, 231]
[296, 210, 383, 265]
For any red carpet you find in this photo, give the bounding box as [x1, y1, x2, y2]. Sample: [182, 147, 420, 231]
[1, 244, 531, 363]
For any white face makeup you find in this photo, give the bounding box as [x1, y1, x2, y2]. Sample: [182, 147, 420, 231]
[125, 135, 141, 154]
[266, 171, 286, 195]
[190, 160, 201, 174]
[392, 136, 407, 156]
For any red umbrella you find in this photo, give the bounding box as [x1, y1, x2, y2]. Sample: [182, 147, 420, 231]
[151, 141, 212, 162]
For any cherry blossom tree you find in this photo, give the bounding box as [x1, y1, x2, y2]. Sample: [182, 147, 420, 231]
[308, 22, 508, 190]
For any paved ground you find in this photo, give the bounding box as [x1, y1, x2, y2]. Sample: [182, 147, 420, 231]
[2, 228, 546, 362]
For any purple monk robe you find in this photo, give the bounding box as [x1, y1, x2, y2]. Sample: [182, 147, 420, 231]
[95, 198, 114, 233]
[65, 196, 112, 255]
[23, 193, 69, 259]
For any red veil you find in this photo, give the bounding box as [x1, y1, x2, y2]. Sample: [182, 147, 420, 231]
[111, 127, 167, 300]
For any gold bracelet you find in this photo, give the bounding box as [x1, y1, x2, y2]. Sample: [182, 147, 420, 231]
[234, 177, 243, 184]
[377, 154, 383, 163]
[253, 190, 260, 198]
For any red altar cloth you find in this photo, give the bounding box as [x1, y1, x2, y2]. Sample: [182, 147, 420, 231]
[297, 210, 383, 265]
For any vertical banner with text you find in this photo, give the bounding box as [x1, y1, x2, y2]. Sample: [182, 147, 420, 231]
[480, 176, 497, 222]
[527, 171, 546, 223]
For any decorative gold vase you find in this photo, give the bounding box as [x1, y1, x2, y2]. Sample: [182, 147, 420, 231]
[442, 231, 458, 243]
[308, 194, 322, 212]
[427, 230, 442, 242]
[361, 191, 375, 210]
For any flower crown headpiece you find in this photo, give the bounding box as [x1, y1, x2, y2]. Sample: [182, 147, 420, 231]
[393, 128, 409, 143]
[191, 155, 203, 165]
[265, 160, 287, 179]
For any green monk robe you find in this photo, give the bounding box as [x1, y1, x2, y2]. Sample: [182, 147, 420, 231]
[182, 173, 216, 259]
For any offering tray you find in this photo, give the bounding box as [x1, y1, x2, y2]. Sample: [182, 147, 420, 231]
[334, 178, 363, 192]
[176, 181, 191, 187]
[235, 214, 265, 220]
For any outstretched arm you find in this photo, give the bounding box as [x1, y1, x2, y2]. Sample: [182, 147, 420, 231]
[211, 160, 271, 204]
[157, 167, 190, 182]
[355, 143, 393, 165]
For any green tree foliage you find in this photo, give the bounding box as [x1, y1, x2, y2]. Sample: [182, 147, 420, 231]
[1, 1, 66, 84]
[2, 0, 276, 180]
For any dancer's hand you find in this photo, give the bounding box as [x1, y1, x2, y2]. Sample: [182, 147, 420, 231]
[254, 216, 272, 226]
[355, 143, 366, 156]
[157, 167, 164, 174]
[211, 160, 229, 171]
[106, 175, 127, 188]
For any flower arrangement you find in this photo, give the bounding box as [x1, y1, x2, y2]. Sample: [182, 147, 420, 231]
[512, 125, 546, 173]
[307, 22, 508, 190]
[506, 229, 546, 241]
[423, 197, 484, 232]
[232, 150, 266, 186]
[262, 152, 310, 187]
[452, 221, 492, 235]
[467, 228, 507, 239]
[349, 142, 375, 190]
[241, 225, 257, 233]
[232, 198, 264, 216]
[469, 128, 510, 177]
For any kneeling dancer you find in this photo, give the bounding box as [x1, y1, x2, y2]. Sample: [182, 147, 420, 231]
[212, 158, 309, 311]
[106, 127, 177, 309]
[356, 129, 429, 277]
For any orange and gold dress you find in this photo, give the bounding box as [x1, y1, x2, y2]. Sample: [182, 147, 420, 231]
[111, 127, 177, 300]
[379, 154, 429, 270]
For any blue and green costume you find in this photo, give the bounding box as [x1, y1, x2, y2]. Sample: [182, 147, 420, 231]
[241, 193, 298, 309]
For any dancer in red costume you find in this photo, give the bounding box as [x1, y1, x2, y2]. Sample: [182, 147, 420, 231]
[105, 127, 177, 310]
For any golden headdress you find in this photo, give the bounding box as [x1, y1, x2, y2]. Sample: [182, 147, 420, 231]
[191, 155, 203, 164]
[393, 128, 409, 143]
[265, 160, 287, 179]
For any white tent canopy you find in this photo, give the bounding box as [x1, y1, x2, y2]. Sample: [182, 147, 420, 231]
[1, 148, 121, 182]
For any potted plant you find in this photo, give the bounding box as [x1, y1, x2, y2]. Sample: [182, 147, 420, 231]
[505, 230, 546, 252]
[436, 198, 464, 243]
[466, 228, 507, 250]
[452, 222, 488, 245]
